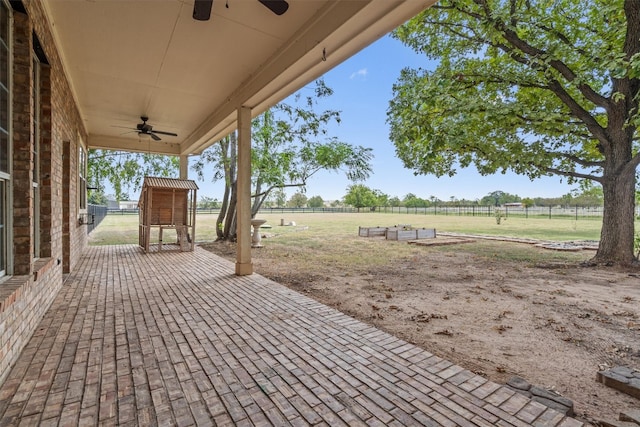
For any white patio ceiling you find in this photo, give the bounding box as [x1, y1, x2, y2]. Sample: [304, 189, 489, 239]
[43, 0, 436, 156]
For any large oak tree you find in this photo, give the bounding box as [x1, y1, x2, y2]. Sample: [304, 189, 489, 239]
[388, 0, 640, 264]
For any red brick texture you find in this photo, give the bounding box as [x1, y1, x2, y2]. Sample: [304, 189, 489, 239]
[0, 2, 88, 387]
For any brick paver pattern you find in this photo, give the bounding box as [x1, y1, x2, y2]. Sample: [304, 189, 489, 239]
[0, 246, 584, 426]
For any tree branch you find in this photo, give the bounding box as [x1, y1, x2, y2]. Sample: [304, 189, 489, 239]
[556, 152, 604, 168]
[433, 1, 612, 151]
[486, 42, 611, 147]
[252, 182, 307, 199]
[622, 151, 640, 177]
[472, 0, 610, 109]
[453, 72, 548, 90]
[543, 166, 601, 182]
[528, 20, 598, 62]
[546, 79, 611, 147]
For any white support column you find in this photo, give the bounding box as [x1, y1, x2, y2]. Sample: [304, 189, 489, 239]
[179, 155, 189, 180]
[235, 106, 253, 275]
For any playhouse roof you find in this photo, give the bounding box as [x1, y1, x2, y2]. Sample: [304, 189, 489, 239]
[141, 177, 199, 191]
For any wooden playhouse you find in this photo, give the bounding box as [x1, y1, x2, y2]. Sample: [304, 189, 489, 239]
[138, 176, 198, 253]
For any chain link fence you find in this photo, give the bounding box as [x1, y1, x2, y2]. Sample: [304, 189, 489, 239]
[87, 204, 108, 233]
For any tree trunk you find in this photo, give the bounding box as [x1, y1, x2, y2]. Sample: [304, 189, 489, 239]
[593, 28, 638, 266]
[224, 181, 237, 240]
[218, 132, 238, 241]
[216, 183, 229, 240]
[251, 179, 263, 218]
[251, 187, 271, 218]
[215, 137, 231, 240]
[593, 169, 636, 265]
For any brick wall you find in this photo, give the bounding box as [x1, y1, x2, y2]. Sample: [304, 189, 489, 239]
[0, 2, 88, 386]
[28, 1, 88, 273]
[0, 260, 57, 386]
[11, 11, 32, 276]
[39, 65, 53, 259]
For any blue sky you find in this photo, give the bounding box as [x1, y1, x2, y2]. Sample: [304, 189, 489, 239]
[191, 34, 577, 203]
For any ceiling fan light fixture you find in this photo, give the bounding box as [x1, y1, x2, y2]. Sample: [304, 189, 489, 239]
[193, 0, 213, 21]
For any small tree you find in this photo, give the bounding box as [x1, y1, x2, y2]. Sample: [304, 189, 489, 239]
[374, 190, 389, 208]
[288, 192, 308, 208]
[571, 182, 604, 206]
[404, 193, 428, 208]
[198, 196, 220, 209]
[480, 191, 521, 207]
[344, 184, 379, 212]
[389, 196, 402, 207]
[521, 198, 534, 208]
[88, 190, 108, 206]
[307, 196, 324, 208]
[270, 188, 287, 208]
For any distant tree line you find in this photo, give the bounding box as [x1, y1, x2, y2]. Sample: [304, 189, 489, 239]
[195, 182, 608, 210]
[339, 185, 605, 211]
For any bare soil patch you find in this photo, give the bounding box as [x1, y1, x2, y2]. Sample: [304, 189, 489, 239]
[201, 237, 640, 424]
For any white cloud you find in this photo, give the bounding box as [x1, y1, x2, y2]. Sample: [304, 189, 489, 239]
[349, 68, 368, 80]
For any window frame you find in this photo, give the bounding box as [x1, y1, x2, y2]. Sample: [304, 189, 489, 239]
[78, 141, 87, 214]
[0, 0, 11, 278]
[32, 54, 40, 258]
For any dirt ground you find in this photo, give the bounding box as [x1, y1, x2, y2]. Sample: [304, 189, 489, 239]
[201, 237, 640, 425]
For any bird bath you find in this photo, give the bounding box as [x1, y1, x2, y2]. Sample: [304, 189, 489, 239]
[251, 219, 267, 247]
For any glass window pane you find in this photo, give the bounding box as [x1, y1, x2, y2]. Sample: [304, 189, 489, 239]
[0, 2, 6, 92]
[0, 3, 7, 275]
[0, 130, 6, 174]
[0, 3, 7, 49]
[0, 87, 6, 130]
[79, 147, 87, 210]
[0, 2, 7, 176]
[32, 58, 39, 182]
[0, 45, 6, 91]
[0, 180, 4, 274]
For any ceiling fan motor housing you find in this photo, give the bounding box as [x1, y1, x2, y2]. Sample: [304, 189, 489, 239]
[131, 116, 177, 141]
[137, 117, 152, 132]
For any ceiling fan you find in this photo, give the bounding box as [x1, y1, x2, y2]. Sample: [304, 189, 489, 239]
[193, 0, 289, 21]
[133, 116, 178, 141]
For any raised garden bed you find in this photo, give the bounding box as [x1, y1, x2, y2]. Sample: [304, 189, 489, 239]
[386, 227, 436, 241]
[358, 226, 388, 237]
[359, 225, 437, 241]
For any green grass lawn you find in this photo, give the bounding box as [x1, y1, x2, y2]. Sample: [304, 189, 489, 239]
[89, 211, 605, 265]
[90, 211, 602, 245]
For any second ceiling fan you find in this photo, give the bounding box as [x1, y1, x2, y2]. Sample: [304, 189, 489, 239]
[193, 0, 289, 21]
[134, 116, 177, 141]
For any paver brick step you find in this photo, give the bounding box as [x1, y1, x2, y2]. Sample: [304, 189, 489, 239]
[596, 366, 640, 399]
[620, 409, 640, 424]
[599, 420, 640, 427]
[505, 376, 574, 416]
[599, 408, 640, 427]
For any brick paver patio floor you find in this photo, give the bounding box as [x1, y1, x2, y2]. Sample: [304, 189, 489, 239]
[0, 245, 584, 426]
